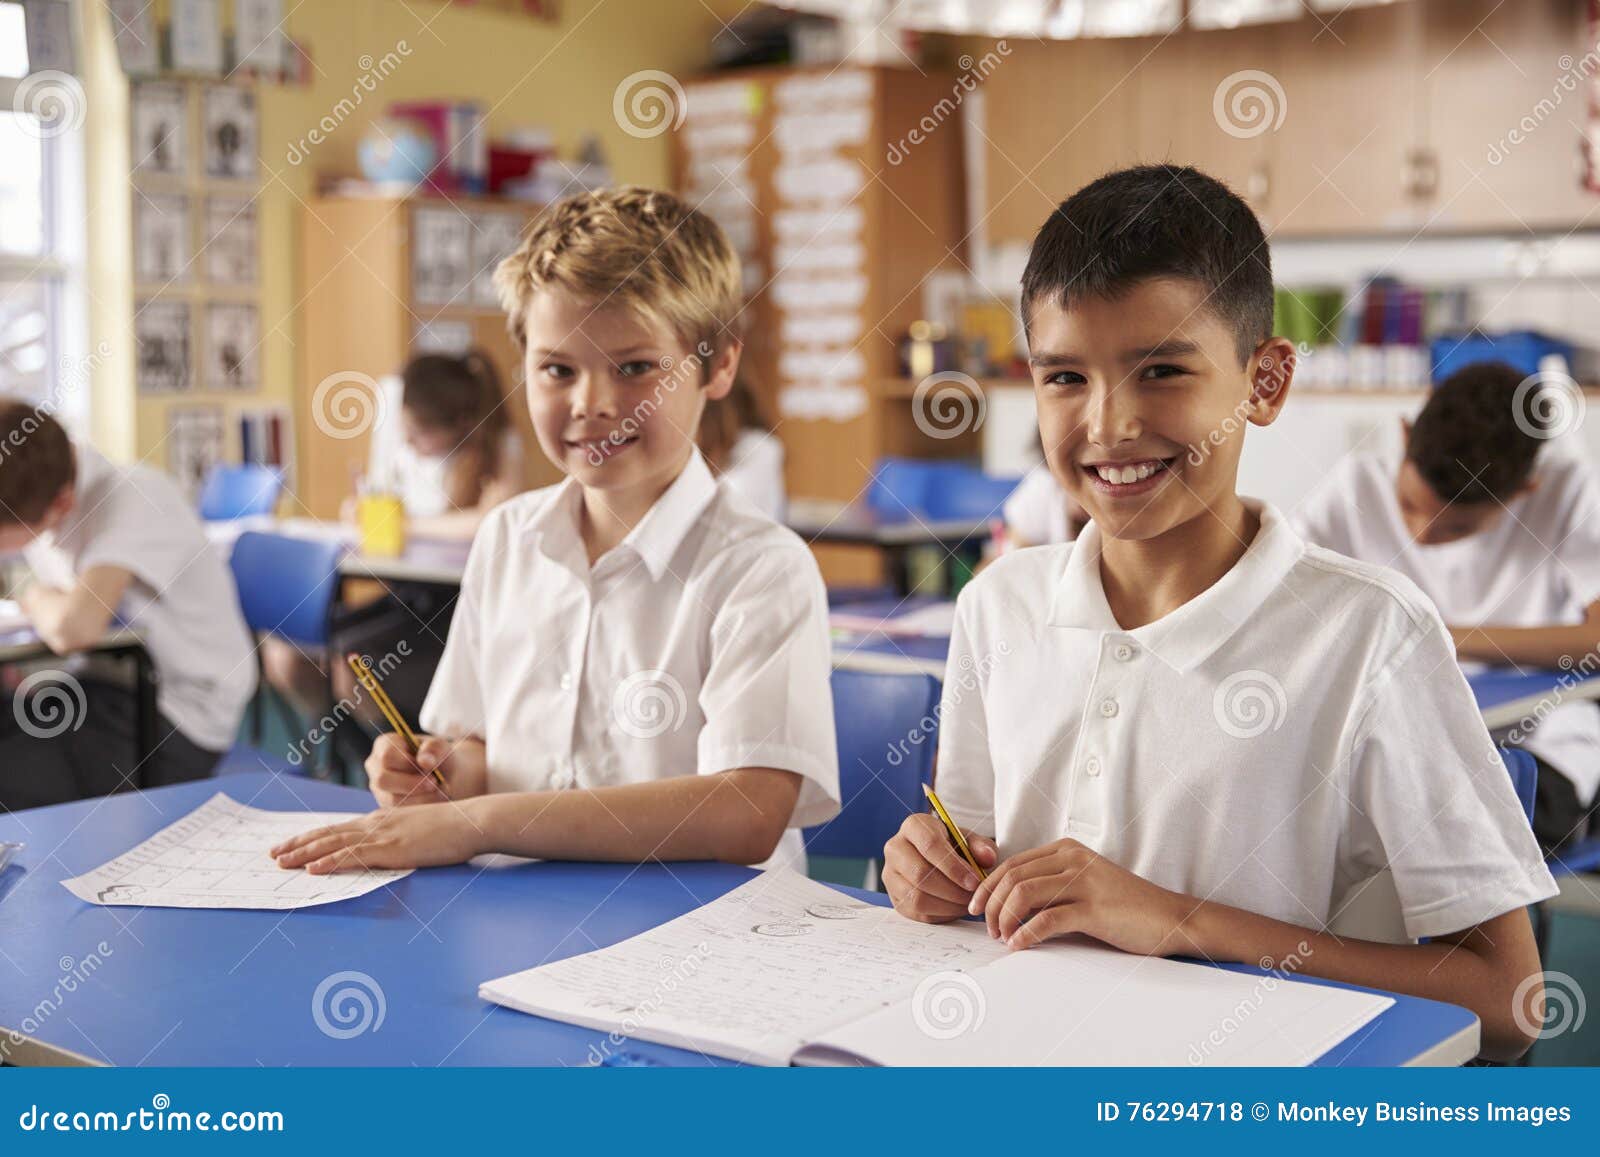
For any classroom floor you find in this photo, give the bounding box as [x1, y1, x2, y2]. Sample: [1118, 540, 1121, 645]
[237, 700, 1600, 1066]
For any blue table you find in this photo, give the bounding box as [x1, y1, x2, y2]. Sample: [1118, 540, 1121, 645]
[1469, 665, 1600, 730]
[0, 772, 1478, 1067]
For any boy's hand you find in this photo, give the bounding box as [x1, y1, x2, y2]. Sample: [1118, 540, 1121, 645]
[365, 733, 487, 807]
[970, 837, 1195, 955]
[270, 800, 488, 873]
[883, 812, 998, 923]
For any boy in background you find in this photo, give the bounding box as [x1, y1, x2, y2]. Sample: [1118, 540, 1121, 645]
[883, 166, 1552, 1061]
[0, 402, 256, 808]
[1296, 361, 1600, 855]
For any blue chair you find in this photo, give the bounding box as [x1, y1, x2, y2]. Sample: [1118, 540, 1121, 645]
[805, 669, 942, 883]
[1501, 746, 1538, 826]
[1501, 744, 1600, 876]
[229, 532, 345, 770]
[199, 465, 283, 521]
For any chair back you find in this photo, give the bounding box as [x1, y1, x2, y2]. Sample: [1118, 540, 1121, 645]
[804, 669, 941, 859]
[229, 531, 343, 647]
[199, 465, 283, 521]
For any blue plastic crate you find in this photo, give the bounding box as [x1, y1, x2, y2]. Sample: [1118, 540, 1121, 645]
[1430, 331, 1572, 382]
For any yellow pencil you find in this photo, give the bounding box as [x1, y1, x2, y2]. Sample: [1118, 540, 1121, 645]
[345, 653, 444, 791]
[922, 782, 987, 882]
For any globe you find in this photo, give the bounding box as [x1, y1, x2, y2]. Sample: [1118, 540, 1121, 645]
[356, 118, 438, 186]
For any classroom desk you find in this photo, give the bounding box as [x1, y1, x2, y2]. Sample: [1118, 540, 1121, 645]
[0, 771, 1478, 1068]
[0, 625, 157, 766]
[788, 504, 993, 596]
[830, 596, 952, 677]
[1471, 665, 1600, 731]
[207, 517, 469, 588]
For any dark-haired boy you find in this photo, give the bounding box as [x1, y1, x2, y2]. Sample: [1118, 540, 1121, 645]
[882, 166, 1553, 1061]
[0, 400, 256, 809]
[1296, 361, 1600, 855]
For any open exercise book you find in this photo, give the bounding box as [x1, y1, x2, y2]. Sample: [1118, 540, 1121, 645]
[480, 870, 1392, 1067]
[62, 794, 411, 910]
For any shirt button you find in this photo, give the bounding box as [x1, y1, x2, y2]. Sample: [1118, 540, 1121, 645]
[1084, 756, 1102, 777]
[559, 673, 573, 691]
[1114, 643, 1135, 661]
[1099, 698, 1118, 718]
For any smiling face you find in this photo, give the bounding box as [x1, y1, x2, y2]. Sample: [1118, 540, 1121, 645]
[1027, 277, 1293, 544]
[519, 290, 736, 509]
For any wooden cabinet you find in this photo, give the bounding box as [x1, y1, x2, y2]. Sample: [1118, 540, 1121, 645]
[1420, 0, 1594, 231]
[975, 0, 1597, 243]
[295, 194, 557, 519]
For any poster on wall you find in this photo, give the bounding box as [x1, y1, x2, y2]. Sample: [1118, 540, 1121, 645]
[107, 0, 160, 76]
[232, 0, 287, 78]
[203, 86, 259, 181]
[411, 208, 473, 306]
[469, 212, 526, 306]
[133, 193, 190, 285]
[131, 83, 189, 178]
[135, 300, 192, 394]
[204, 303, 260, 392]
[167, 405, 226, 499]
[170, 0, 224, 74]
[203, 197, 258, 285]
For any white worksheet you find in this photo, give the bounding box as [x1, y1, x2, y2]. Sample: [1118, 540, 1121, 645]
[62, 794, 411, 910]
[482, 869, 1010, 1066]
[481, 870, 1393, 1068]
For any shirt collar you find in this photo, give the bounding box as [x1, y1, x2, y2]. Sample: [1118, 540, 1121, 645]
[530, 449, 720, 581]
[1046, 500, 1306, 673]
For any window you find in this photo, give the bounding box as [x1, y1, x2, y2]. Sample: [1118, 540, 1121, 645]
[0, 0, 88, 429]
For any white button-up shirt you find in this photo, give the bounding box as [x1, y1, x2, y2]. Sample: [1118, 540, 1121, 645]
[936, 501, 1556, 942]
[1296, 451, 1600, 803]
[421, 451, 840, 865]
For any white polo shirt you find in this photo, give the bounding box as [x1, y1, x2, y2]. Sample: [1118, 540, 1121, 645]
[22, 444, 257, 751]
[936, 501, 1556, 942]
[1002, 465, 1078, 547]
[420, 450, 840, 866]
[1295, 452, 1600, 804]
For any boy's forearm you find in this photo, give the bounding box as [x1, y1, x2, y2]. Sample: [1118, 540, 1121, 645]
[1174, 897, 1537, 1061]
[1453, 622, 1600, 668]
[468, 769, 801, 865]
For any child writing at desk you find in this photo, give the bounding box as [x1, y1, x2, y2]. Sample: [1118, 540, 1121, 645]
[262, 350, 526, 728]
[271, 187, 840, 871]
[882, 166, 1553, 1062]
[0, 402, 256, 808]
[1294, 361, 1600, 856]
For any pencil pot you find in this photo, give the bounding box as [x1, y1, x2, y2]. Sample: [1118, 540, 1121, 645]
[356, 494, 407, 558]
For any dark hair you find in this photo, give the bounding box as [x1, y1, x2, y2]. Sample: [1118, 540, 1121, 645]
[0, 398, 75, 526]
[1407, 361, 1544, 504]
[1020, 164, 1275, 365]
[401, 350, 510, 507]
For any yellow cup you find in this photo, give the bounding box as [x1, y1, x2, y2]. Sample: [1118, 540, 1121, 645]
[356, 493, 407, 558]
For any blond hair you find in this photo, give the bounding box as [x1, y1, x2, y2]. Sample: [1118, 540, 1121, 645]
[494, 187, 742, 364]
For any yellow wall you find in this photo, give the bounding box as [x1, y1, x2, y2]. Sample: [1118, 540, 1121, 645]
[85, 0, 745, 465]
